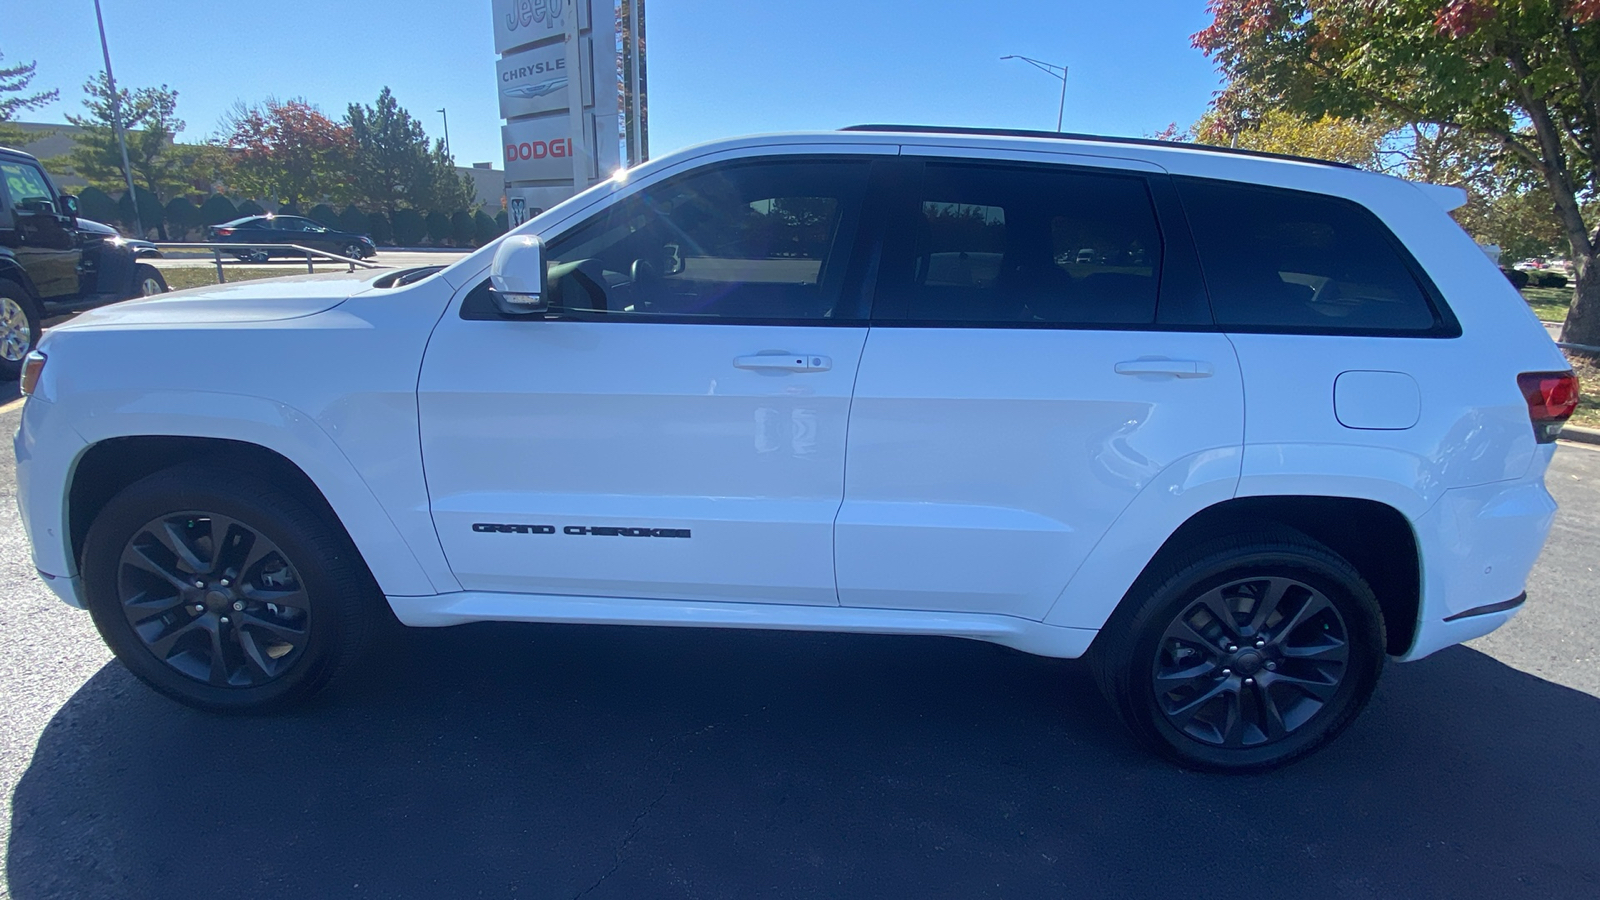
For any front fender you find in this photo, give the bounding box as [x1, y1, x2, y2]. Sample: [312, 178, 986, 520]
[43, 390, 440, 596]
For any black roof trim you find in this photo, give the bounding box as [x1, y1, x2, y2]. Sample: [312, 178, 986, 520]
[839, 124, 1359, 171]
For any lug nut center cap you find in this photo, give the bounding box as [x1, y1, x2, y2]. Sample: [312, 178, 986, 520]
[204, 589, 232, 609]
[1232, 648, 1265, 676]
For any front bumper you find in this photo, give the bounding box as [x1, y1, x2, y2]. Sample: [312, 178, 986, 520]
[14, 395, 89, 606]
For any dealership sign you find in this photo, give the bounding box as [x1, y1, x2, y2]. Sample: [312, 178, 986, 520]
[502, 119, 578, 181]
[497, 41, 596, 118]
[491, 0, 589, 54]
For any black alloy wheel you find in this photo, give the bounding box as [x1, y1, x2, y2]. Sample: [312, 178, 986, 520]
[116, 511, 311, 687]
[82, 464, 379, 711]
[1151, 575, 1350, 747]
[1091, 529, 1385, 772]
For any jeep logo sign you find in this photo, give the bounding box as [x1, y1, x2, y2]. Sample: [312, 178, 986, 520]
[501, 119, 578, 182]
[491, 0, 587, 54]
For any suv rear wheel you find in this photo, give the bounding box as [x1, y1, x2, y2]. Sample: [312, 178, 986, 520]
[81, 464, 377, 712]
[1091, 529, 1385, 772]
[0, 277, 41, 380]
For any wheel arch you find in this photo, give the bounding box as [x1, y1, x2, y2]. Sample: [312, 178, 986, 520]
[0, 255, 41, 300]
[62, 423, 442, 598]
[1082, 495, 1422, 657]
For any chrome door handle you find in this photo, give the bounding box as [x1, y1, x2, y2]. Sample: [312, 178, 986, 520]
[1115, 359, 1214, 378]
[734, 354, 831, 372]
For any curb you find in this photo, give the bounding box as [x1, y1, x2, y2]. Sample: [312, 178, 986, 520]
[1562, 424, 1600, 446]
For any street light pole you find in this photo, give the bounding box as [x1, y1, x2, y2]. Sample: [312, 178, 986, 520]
[93, 0, 142, 236]
[437, 108, 451, 161]
[1001, 55, 1069, 132]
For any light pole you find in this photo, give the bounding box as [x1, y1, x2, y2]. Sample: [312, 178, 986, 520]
[93, 0, 142, 236]
[437, 107, 451, 161]
[1001, 55, 1069, 132]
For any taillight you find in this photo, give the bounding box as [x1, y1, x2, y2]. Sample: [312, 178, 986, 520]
[19, 350, 45, 397]
[214, 227, 233, 236]
[1518, 370, 1580, 443]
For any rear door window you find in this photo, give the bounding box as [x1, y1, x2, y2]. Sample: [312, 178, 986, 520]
[1177, 177, 1452, 335]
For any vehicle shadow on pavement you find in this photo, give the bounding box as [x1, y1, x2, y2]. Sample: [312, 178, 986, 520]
[7, 623, 1599, 899]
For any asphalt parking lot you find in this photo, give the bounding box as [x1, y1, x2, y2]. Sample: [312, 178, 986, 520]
[0, 395, 1595, 899]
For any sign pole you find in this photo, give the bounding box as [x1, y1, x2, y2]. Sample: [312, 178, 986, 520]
[565, 4, 590, 189]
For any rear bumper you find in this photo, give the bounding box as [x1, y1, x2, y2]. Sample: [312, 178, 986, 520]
[1402, 472, 1555, 660]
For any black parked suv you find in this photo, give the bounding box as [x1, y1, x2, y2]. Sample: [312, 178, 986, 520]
[207, 215, 376, 261]
[0, 146, 168, 378]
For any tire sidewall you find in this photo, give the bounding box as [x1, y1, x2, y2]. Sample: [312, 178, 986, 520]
[1115, 545, 1385, 772]
[132, 263, 168, 296]
[0, 277, 42, 380]
[82, 472, 352, 711]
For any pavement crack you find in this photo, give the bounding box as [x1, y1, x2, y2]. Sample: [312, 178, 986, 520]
[571, 722, 721, 900]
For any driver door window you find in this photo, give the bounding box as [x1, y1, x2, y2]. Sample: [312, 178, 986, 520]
[544, 159, 870, 322]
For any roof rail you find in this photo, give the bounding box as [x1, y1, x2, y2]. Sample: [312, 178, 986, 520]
[839, 124, 1360, 171]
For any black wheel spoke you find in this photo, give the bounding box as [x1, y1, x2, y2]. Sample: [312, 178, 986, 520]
[1255, 681, 1288, 741]
[1155, 659, 1217, 684]
[1272, 592, 1333, 644]
[1245, 577, 1292, 635]
[1281, 637, 1348, 662]
[237, 630, 279, 683]
[123, 590, 188, 624]
[205, 621, 232, 685]
[1196, 589, 1241, 641]
[154, 520, 210, 575]
[146, 618, 204, 662]
[122, 544, 194, 592]
[1265, 670, 1339, 702]
[236, 611, 306, 644]
[239, 585, 310, 609]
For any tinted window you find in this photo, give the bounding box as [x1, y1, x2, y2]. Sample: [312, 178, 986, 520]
[884, 163, 1163, 326]
[543, 159, 869, 321]
[1178, 178, 1444, 333]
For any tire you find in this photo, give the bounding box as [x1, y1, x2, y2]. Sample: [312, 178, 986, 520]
[81, 464, 379, 712]
[340, 243, 365, 260]
[133, 263, 168, 297]
[1089, 529, 1385, 772]
[0, 277, 42, 380]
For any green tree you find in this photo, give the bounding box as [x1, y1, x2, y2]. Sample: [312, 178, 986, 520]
[451, 209, 475, 245]
[368, 211, 392, 244]
[197, 193, 238, 226]
[1193, 0, 1600, 344]
[0, 50, 57, 147]
[64, 73, 186, 218]
[345, 87, 472, 217]
[164, 196, 199, 237]
[1164, 108, 1394, 169]
[474, 209, 501, 245]
[425, 209, 451, 244]
[392, 207, 424, 245]
[221, 98, 352, 208]
[76, 186, 117, 223]
[339, 204, 370, 236]
[116, 186, 164, 238]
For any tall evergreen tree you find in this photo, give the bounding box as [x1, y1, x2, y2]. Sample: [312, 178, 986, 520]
[64, 73, 185, 211]
[345, 87, 475, 216]
[0, 50, 58, 147]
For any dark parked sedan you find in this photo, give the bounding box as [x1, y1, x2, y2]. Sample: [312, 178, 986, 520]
[206, 215, 376, 261]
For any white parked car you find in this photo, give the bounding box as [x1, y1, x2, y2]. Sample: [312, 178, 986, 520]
[14, 126, 1577, 771]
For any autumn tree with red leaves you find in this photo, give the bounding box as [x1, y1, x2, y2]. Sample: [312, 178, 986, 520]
[1194, 0, 1600, 345]
[221, 98, 352, 208]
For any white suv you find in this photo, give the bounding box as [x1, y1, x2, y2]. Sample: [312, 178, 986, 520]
[14, 127, 1576, 771]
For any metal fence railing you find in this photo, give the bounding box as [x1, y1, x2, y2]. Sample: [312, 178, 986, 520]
[147, 242, 385, 283]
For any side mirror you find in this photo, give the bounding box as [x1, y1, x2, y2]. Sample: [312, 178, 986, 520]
[489, 234, 549, 316]
[60, 194, 79, 217]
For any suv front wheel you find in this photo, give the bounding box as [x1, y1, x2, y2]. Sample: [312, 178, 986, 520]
[81, 464, 378, 712]
[1091, 530, 1386, 772]
[0, 277, 41, 380]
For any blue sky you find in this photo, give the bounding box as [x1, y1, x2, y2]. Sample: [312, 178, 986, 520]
[6, 0, 1224, 167]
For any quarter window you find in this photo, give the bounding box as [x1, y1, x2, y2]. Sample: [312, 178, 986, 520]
[884, 163, 1163, 326]
[1177, 177, 1446, 334]
[542, 159, 870, 321]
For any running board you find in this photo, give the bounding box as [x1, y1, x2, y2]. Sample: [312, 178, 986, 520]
[386, 591, 1098, 659]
